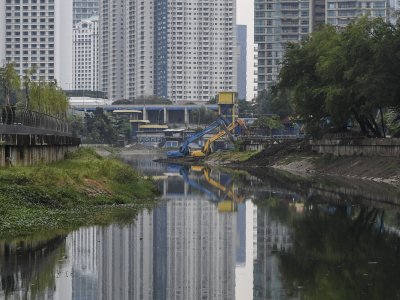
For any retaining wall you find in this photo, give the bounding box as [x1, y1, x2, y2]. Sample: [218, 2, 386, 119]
[310, 138, 400, 157]
[0, 133, 80, 167]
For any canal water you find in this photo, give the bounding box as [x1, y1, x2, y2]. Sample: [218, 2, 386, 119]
[1, 154, 400, 300]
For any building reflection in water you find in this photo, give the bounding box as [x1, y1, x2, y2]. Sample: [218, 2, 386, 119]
[0, 166, 297, 300]
[51, 172, 238, 300]
[253, 208, 293, 300]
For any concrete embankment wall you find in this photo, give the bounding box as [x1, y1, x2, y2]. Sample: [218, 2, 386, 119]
[310, 138, 400, 157]
[0, 134, 80, 167]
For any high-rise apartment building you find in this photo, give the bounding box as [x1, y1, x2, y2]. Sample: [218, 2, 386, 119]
[0, 0, 72, 89]
[99, 0, 155, 100]
[99, 0, 237, 102]
[72, 16, 99, 91]
[73, 0, 99, 25]
[167, 1, 237, 102]
[254, 0, 311, 92]
[326, 0, 388, 27]
[389, 0, 398, 23]
[237, 25, 247, 100]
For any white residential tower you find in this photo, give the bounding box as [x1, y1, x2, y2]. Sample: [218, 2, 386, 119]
[99, 0, 238, 102]
[0, 0, 72, 89]
[72, 16, 99, 91]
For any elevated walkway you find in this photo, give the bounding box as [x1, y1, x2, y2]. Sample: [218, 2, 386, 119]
[0, 106, 80, 167]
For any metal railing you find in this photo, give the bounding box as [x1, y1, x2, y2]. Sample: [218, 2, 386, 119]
[0, 106, 70, 134]
[239, 134, 301, 141]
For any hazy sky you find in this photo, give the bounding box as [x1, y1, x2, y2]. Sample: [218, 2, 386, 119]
[237, 0, 253, 25]
[237, 0, 255, 100]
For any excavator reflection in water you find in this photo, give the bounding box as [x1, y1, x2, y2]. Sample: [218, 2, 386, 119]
[167, 164, 244, 213]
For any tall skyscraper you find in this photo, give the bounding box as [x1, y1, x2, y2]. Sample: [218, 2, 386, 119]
[237, 25, 247, 100]
[254, 0, 311, 92]
[326, 0, 388, 27]
[167, 1, 237, 102]
[72, 16, 99, 91]
[73, 0, 99, 25]
[99, 0, 155, 101]
[99, 0, 237, 102]
[0, 0, 73, 90]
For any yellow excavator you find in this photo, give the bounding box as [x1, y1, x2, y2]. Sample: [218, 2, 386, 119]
[190, 118, 246, 158]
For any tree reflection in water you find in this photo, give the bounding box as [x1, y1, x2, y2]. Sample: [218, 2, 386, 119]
[279, 205, 400, 299]
[0, 235, 66, 299]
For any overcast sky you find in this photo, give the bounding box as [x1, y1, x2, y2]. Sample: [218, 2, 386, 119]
[237, 0, 253, 25]
[237, 0, 255, 100]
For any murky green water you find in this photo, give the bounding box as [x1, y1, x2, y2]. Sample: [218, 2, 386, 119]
[1, 154, 400, 300]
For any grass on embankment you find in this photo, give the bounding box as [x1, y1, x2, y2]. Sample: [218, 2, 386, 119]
[206, 150, 260, 165]
[0, 148, 159, 240]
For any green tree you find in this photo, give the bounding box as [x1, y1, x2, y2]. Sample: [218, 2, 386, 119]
[252, 88, 293, 118]
[22, 66, 37, 109]
[85, 108, 118, 144]
[238, 99, 253, 117]
[0, 63, 21, 106]
[385, 110, 400, 137]
[253, 89, 272, 115]
[270, 88, 293, 118]
[29, 80, 69, 119]
[278, 17, 400, 137]
[68, 114, 85, 138]
[113, 114, 132, 141]
[255, 115, 283, 135]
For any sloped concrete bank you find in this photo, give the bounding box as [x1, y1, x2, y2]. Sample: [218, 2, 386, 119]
[206, 140, 400, 187]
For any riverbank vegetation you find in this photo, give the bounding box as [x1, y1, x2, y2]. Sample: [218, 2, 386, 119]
[70, 107, 134, 145]
[0, 148, 159, 239]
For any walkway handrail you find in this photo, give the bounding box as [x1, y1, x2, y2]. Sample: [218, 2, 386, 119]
[240, 134, 301, 140]
[0, 106, 70, 134]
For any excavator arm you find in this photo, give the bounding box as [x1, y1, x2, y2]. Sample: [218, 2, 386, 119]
[191, 118, 246, 157]
[167, 116, 229, 158]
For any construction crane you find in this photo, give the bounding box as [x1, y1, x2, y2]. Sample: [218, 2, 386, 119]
[166, 116, 230, 158]
[190, 118, 246, 158]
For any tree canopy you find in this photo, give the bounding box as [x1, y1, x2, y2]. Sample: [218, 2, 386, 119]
[0, 63, 69, 119]
[29, 80, 69, 118]
[0, 63, 21, 105]
[85, 108, 118, 144]
[277, 17, 400, 137]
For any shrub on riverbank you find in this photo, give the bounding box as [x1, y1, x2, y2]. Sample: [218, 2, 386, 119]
[0, 148, 159, 239]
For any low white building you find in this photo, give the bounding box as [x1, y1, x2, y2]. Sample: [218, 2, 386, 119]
[68, 96, 112, 107]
